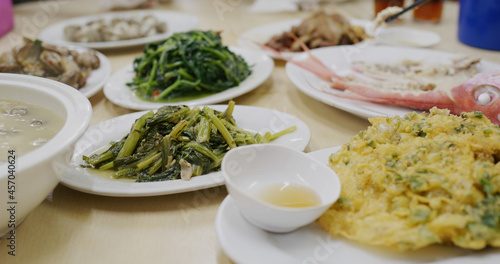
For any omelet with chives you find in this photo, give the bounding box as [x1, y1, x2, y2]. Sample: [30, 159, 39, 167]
[319, 107, 500, 251]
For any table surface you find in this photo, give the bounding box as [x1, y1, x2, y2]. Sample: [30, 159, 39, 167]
[1, 0, 499, 263]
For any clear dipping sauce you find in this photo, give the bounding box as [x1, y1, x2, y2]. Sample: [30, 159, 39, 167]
[0, 99, 64, 162]
[257, 182, 321, 208]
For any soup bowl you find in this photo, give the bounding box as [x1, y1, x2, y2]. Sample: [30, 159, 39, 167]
[222, 144, 341, 233]
[0, 73, 92, 236]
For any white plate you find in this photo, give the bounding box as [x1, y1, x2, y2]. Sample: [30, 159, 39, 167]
[77, 47, 112, 98]
[103, 47, 274, 110]
[238, 19, 440, 59]
[286, 45, 500, 120]
[216, 148, 500, 264]
[39, 10, 198, 50]
[61, 105, 310, 197]
[237, 18, 370, 59]
[376, 27, 440, 48]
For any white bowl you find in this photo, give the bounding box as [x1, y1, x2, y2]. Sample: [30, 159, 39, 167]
[0, 73, 92, 236]
[221, 144, 341, 233]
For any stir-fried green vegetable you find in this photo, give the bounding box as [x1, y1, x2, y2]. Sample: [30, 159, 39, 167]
[82, 101, 297, 182]
[127, 30, 252, 101]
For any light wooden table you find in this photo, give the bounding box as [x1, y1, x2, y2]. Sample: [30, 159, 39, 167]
[1, 0, 499, 263]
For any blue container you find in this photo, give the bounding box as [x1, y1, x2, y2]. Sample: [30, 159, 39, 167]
[458, 0, 500, 51]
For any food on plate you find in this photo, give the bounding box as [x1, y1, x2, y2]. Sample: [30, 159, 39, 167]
[262, 37, 500, 125]
[63, 14, 167, 43]
[319, 108, 500, 251]
[127, 30, 251, 101]
[264, 11, 369, 52]
[348, 56, 480, 92]
[81, 101, 296, 182]
[0, 38, 100, 89]
[0, 99, 65, 163]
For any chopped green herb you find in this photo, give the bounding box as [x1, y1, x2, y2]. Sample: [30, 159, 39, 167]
[473, 111, 484, 118]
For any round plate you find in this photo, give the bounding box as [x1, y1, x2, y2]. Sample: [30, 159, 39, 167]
[215, 148, 500, 264]
[61, 105, 310, 197]
[1, 46, 111, 98]
[238, 18, 371, 59]
[76, 47, 112, 98]
[103, 47, 274, 110]
[285, 45, 500, 120]
[39, 10, 198, 50]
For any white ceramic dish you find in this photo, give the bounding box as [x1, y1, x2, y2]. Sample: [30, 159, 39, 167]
[75, 47, 112, 98]
[61, 105, 310, 197]
[285, 45, 500, 120]
[238, 18, 440, 60]
[376, 27, 440, 47]
[216, 146, 500, 264]
[0, 73, 92, 237]
[222, 144, 340, 233]
[39, 10, 198, 50]
[103, 46, 274, 110]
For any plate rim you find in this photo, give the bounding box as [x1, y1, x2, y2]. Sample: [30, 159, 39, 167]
[238, 18, 372, 59]
[238, 17, 442, 60]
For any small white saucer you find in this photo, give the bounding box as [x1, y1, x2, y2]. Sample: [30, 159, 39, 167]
[376, 27, 441, 48]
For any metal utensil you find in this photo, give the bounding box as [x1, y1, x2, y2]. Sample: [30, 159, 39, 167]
[384, 0, 432, 23]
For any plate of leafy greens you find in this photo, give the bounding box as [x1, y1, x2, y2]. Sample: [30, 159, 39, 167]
[61, 102, 310, 197]
[103, 30, 274, 110]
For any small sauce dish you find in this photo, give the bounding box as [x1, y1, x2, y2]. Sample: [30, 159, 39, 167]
[221, 144, 341, 233]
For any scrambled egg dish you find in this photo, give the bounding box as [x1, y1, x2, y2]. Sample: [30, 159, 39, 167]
[319, 108, 500, 251]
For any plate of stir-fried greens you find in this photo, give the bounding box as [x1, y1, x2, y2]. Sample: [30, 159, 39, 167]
[104, 30, 274, 110]
[61, 102, 310, 197]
